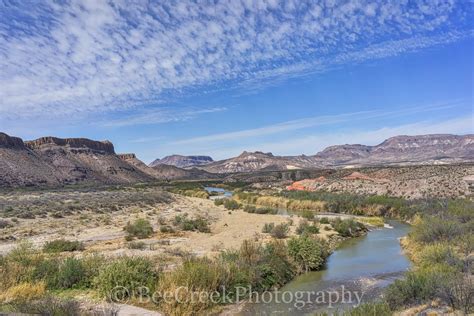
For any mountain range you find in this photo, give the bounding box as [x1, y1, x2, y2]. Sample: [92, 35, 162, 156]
[149, 155, 213, 168]
[0, 132, 472, 187]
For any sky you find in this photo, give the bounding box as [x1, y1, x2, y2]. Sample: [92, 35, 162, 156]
[1, 0, 473, 163]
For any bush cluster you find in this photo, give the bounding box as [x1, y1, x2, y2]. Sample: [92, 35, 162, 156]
[330, 218, 366, 237]
[157, 236, 329, 314]
[173, 214, 211, 233]
[124, 218, 154, 239]
[42, 239, 84, 253]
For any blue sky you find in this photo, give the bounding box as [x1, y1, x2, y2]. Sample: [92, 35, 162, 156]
[1, 1, 473, 163]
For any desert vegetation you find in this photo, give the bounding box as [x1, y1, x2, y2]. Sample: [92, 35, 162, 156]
[0, 234, 330, 315]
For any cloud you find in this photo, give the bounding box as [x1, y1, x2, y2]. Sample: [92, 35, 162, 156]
[171, 100, 467, 145]
[190, 114, 474, 159]
[1, 1, 472, 119]
[104, 106, 226, 127]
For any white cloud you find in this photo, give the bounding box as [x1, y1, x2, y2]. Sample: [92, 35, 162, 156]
[0, 1, 472, 119]
[104, 106, 226, 127]
[171, 100, 466, 145]
[190, 115, 474, 160]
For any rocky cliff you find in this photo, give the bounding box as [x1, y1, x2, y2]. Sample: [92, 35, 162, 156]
[149, 155, 213, 168]
[0, 133, 152, 187]
[26, 137, 115, 154]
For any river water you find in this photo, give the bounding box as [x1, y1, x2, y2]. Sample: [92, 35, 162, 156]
[237, 220, 410, 315]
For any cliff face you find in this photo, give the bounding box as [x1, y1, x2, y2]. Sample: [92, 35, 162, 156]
[149, 155, 214, 168]
[25, 137, 115, 154]
[0, 132, 26, 149]
[0, 133, 151, 188]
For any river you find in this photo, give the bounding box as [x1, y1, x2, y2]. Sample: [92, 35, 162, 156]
[237, 220, 410, 315]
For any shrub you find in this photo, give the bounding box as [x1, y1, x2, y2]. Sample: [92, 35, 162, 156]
[95, 256, 158, 299]
[124, 218, 154, 239]
[385, 264, 456, 309]
[156, 257, 227, 314]
[343, 302, 391, 316]
[288, 235, 330, 272]
[174, 215, 211, 233]
[159, 225, 175, 233]
[296, 220, 319, 235]
[5, 296, 82, 316]
[55, 258, 86, 289]
[255, 207, 278, 214]
[0, 281, 46, 303]
[417, 243, 462, 269]
[270, 223, 289, 239]
[224, 199, 240, 210]
[262, 223, 275, 234]
[0, 219, 12, 229]
[300, 210, 314, 220]
[330, 218, 366, 237]
[243, 205, 257, 213]
[43, 239, 84, 253]
[319, 217, 330, 224]
[127, 241, 147, 250]
[214, 199, 225, 206]
[256, 240, 295, 290]
[410, 217, 461, 244]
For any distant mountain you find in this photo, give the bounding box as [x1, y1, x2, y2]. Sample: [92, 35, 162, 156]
[197, 134, 474, 173]
[1, 132, 473, 187]
[199, 151, 305, 173]
[150, 164, 219, 180]
[0, 133, 152, 187]
[149, 155, 213, 168]
[319, 134, 474, 167]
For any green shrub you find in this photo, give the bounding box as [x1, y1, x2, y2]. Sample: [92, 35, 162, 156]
[410, 217, 461, 244]
[174, 214, 211, 233]
[288, 235, 330, 272]
[95, 256, 158, 299]
[418, 243, 462, 269]
[262, 223, 275, 234]
[34, 258, 86, 290]
[224, 199, 240, 210]
[214, 199, 225, 206]
[270, 223, 289, 239]
[330, 218, 366, 237]
[296, 220, 319, 235]
[301, 210, 314, 220]
[42, 239, 84, 253]
[243, 205, 257, 213]
[385, 264, 457, 309]
[156, 257, 227, 314]
[124, 218, 154, 239]
[343, 302, 391, 316]
[319, 217, 330, 224]
[159, 225, 175, 233]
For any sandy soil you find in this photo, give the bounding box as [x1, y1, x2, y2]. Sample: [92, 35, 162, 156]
[0, 194, 338, 257]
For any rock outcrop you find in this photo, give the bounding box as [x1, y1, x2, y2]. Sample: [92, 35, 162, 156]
[26, 137, 115, 154]
[0, 132, 26, 149]
[150, 155, 213, 168]
[0, 133, 152, 187]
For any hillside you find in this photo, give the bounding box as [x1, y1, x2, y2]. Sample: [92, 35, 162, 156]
[0, 133, 152, 188]
[149, 155, 213, 168]
[197, 134, 474, 173]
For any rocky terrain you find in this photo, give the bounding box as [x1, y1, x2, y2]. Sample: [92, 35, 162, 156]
[150, 164, 220, 180]
[1, 132, 473, 189]
[197, 134, 474, 173]
[284, 164, 474, 199]
[199, 151, 304, 173]
[0, 133, 153, 188]
[149, 154, 213, 168]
